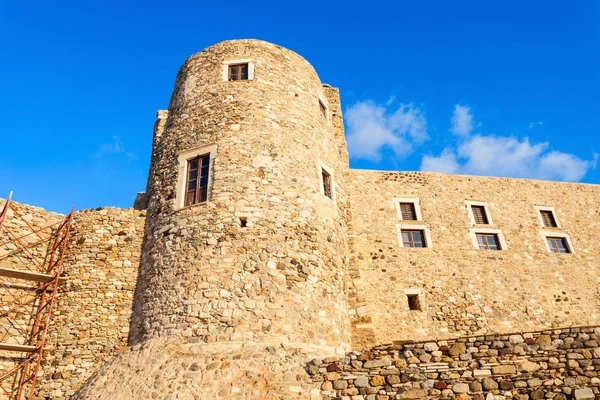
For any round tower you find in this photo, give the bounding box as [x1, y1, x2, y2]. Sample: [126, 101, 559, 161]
[130, 39, 351, 353]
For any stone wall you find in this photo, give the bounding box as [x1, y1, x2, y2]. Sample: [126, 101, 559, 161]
[347, 171, 600, 347]
[310, 326, 600, 400]
[35, 207, 145, 399]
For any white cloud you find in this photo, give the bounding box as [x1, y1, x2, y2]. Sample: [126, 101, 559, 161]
[450, 105, 474, 137]
[421, 149, 459, 174]
[96, 136, 137, 160]
[345, 100, 428, 162]
[529, 121, 544, 129]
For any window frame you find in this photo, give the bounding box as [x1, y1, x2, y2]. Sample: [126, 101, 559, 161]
[466, 200, 494, 225]
[535, 206, 561, 228]
[393, 197, 423, 221]
[222, 59, 255, 82]
[468, 228, 507, 251]
[317, 161, 336, 203]
[396, 224, 432, 249]
[404, 288, 424, 312]
[175, 144, 218, 209]
[540, 231, 574, 254]
[317, 93, 330, 124]
[184, 154, 211, 206]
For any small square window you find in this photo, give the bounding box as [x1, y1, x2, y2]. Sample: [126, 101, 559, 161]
[401, 230, 425, 248]
[540, 210, 558, 228]
[228, 64, 249, 81]
[399, 203, 417, 220]
[472, 205, 489, 224]
[321, 168, 333, 200]
[547, 237, 570, 253]
[407, 295, 421, 311]
[476, 233, 500, 250]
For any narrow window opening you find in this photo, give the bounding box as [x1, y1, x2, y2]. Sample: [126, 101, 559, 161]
[322, 168, 333, 199]
[319, 99, 327, 119]
[476, 233, 500, 250]
[401, 230, 425, 248]
[471, 205, 489, 224]
[239, 217, 247, 228]
[407, 295, 421, 311]
[228, 64, 249, 81]
[185, 154, 210, 206]
[547, 237, 570, 253]
[540, 210, 558, 228]
[400, 203, 417, 220]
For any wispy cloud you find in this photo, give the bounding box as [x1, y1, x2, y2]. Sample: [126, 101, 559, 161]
[529, 121, 544, 129]
[421, 105, 594, 182]
[345, 100, 428, 162]
[95, 136, 137, 160]
[450, 104, 474, 137]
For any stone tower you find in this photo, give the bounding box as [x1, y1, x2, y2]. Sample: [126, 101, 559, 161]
[74, 39, 352, 398]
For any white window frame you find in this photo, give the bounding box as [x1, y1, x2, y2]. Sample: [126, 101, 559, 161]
[535, 206, 562, 228]
[396, 224, 432, 248]
[466, 200, 494, 225]
[404, 288, 423, 312]
[175, 143, 218, 209]
[317, 92, 330, 124]
[540, 231, 574, 254]
[393, 197, 423, 221]
[317, 161, 336, 203]
[469, 228, 507, 251]
[222, 59, 255, 81]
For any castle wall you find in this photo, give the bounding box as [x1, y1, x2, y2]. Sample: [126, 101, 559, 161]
[129, 40, 351, 354]
[36, 207, 145, 399]
[311, 325, 600, 399]
[347, 170, 600, 347]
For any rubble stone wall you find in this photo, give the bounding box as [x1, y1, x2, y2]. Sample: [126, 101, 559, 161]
[311, 326, 600, 400]
[347, 170, 600, 347]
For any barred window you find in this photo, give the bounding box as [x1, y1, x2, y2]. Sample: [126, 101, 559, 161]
[185, 154, 210, 206]
[472, 205, 489, 224]
[399, 203, 417, 220]
[401, 230, 425, 248]
[540, 210, 558, 228]
[228, 64, 248, 81]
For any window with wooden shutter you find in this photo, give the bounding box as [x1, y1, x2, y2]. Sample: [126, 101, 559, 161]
[471, 205, 489, 224]
[322, 169, 332, 199]
[400, 203, 417, 220]
[185, 154, 210, 206]
[540, 210, 557, 227]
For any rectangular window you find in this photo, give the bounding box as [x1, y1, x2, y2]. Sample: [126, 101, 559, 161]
[540, 210, 558, 228]
[547, 237, 570, 253]
[476, 233, 500, 250]
[401, 230, 425, 248]
[407, 295, 421, 311]
[319, 99, 327, 119]
[322, 169, 333, 199]
[472, 205, 489, 224]
[228, 64, 249, 81]
[399, 203, 417, 220]
[185, 154, 210, 206]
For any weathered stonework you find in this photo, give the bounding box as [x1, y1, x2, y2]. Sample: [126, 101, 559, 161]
[2, 39, 600, 399]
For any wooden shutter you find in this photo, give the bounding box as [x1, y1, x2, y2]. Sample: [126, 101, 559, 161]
[472, 206, 489, 224]
[540, 210, 557, 227]
[400, 203, 417, 220]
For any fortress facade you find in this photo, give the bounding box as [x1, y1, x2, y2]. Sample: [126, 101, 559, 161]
[1, 39, 600, 399]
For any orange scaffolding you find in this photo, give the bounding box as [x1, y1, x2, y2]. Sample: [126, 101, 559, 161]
[0, 193, 73, 400]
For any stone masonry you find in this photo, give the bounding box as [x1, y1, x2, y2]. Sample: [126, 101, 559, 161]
[1, 39, 599, 399]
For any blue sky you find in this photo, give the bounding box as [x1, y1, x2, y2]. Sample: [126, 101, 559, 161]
[0, 0, 598, 213]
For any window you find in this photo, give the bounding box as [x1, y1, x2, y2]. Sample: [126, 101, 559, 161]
[472, 205, 489, 225]
[175, 143, 217, 209]
[476, 233, 500, 250]
[321, 169, 332, 199]
[319, 99, 327, 119]
[228, 64, 248, 81]
[401, 230, 425, 248]
[407, 295, 421, 311]
[185, 155, 210, 206]
[547, 237, 570, 253]
[399, 203, 417, 220]
[540, 211, 557, 227]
